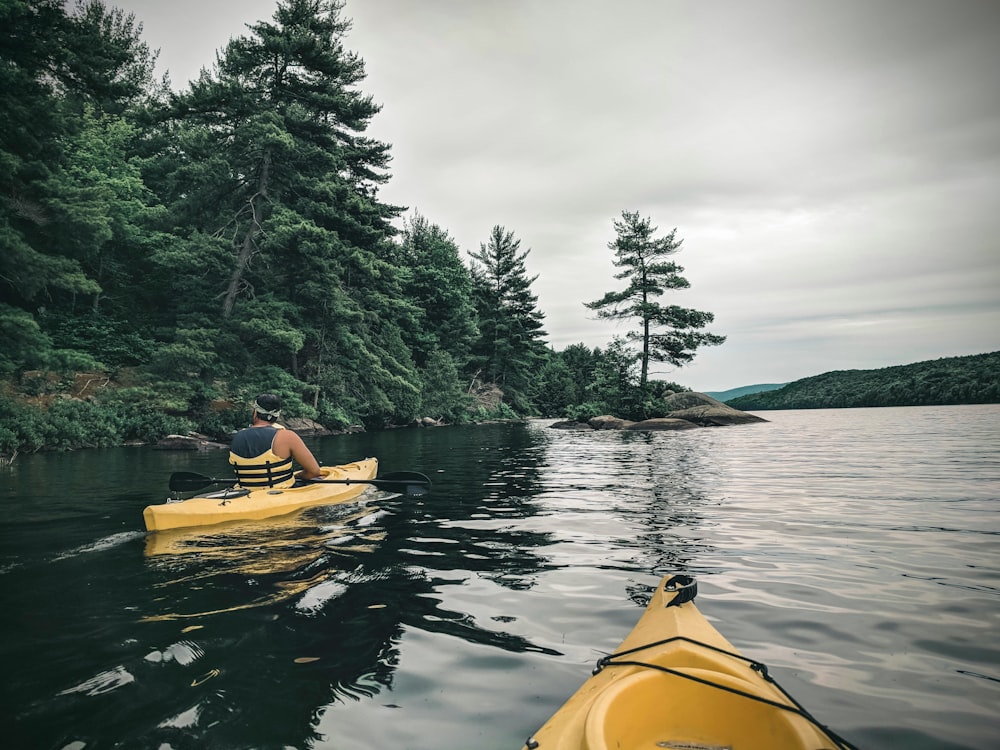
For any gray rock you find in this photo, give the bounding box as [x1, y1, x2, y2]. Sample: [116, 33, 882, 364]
[547, 392, 765, 432]
[282, 417, 335, 437]
[626, 418, 699, 431]
[153, 434, 228, 451]
[550, 420, 594, 430]
[588, 415, 636, 430]
[664, 392, 768, 426]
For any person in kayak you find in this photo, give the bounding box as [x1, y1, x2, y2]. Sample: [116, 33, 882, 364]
[229, 394, 322, 488]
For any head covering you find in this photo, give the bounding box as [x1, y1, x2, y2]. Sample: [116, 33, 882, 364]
[252, 393, 282, 422]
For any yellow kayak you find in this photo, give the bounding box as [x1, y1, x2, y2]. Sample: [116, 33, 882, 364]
[143, 458, 379, 532]
[523, 575, 856, 750]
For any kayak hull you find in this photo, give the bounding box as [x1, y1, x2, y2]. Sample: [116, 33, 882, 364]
[143, 458, 378, 532]
[523, 575, 847, 750]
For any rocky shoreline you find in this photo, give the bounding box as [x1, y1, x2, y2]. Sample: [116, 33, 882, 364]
[150, 393, 763, 450]
[549, 392, 767, 431]
[152, 417, 363, 451]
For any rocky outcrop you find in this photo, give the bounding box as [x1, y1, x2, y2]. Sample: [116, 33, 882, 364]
[469, 381, 505, 412]
[589, 415, 636, 430]
[282, 417, 335, 437]
[549, 392, 766, 432]
[663, 392, 768, 426]
[626, 418, 699, 431]
[550, 420, 596, 430]
[153, 433, 228, 451]
[153, 417, 360, 449]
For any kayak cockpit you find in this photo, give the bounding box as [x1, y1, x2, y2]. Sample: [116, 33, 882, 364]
[523, 575, 857, 750]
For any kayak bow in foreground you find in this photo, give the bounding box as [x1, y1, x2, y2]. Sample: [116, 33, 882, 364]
[523, 575, 858, 750]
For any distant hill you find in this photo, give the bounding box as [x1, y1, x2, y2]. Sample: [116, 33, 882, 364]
[726, 352, 1000, 410]
[705, 383, 786, 401]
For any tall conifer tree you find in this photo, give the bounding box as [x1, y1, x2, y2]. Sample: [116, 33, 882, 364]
[152, 0, 418, 422]
[0, 0, 158, 373]
[396, 213, 478, 368]
[0, 0, 154, 307]
[469, 225, 548, 411]
[587, 211, 726, 386]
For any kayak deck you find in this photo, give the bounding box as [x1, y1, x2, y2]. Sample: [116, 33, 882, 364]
[523, 575, 856, 750]
[143, 458, 378, 532]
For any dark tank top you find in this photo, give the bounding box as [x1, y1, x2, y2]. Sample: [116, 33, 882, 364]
[230, 426, 279, 458]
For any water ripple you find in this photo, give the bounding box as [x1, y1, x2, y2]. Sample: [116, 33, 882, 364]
[4, 406, 999, 750]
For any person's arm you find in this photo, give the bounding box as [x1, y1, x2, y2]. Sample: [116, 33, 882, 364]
[277, 430, 322, 479]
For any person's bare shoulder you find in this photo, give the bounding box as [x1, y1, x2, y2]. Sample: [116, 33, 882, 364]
[271, 427, 302, 454]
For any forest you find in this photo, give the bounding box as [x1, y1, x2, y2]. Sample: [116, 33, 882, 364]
[1, 0, 727, 455]
[726, 352, 1000, 411]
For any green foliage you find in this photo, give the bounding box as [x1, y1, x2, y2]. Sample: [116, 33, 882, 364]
[37, 399, 116, 449]
[396, 213, 479, 368]
[193, 407, 243, 442]
[317, 404, 353, 431]
[534, 355, 577, 417]
[0, 304, 52, 377]
[418, 349, 473, 421]
[565, 402, 606, 422]
[584, 337, 639, 417]
[556, 342, 692, 421]
[45, 349, 106, 373]
[0, 398, 47, 453]
[41, 310, 155, 369]
[535, 343, 609, 416]
[148, 328, 220, 380]
[0, 0, 155, 309]
[469, 225, 549, 412]
[0, 394, 193, 454]
[228, 366, 316, 419]
[120, 408, 193, 444]
[142, 0, 422, 427]
[586, 211, 725, 385]
[471, 402, 520, 422]
[97, 386, 198, 435]
[230, 296, 306, 365]
[727, 352, 1000, 410]
[0, 425, 17, 456]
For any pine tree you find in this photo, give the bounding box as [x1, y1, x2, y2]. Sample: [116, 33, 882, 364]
[0, 0, 159, 374]
[396, 213, 478, 368]
[586, 211, 725, 386]
[0, 0, 154, 307]
[150, 0, 419, 422]
[469, 226, 548, 412]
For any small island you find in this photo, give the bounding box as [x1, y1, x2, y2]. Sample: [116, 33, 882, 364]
[550, 392, 766, 431]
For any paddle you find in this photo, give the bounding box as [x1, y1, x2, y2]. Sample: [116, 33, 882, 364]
[168, 470, 431, 496]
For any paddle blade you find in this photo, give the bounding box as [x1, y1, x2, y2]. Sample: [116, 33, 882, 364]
[372, 471, 432, 496]
[169, 472, 230, 492]
[399, 481, 430, 497]
[379, 471, 431, 484]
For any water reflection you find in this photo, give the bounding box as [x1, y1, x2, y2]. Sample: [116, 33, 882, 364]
[520, 426, 724, 578]
[4, 410, 999, 749]
[142, 501, 387, 621]
[123, 422, 564, 748]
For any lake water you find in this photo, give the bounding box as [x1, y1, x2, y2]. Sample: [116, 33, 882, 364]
[2, 405, 998, 749]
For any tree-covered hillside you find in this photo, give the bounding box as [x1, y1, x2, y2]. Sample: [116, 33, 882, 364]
[0, 0, 720, 455]
[705, 383, 786, 401]
[727, 352, 1000, 410]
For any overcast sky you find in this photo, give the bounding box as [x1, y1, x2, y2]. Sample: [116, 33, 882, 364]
[116, 0, 999, 391]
